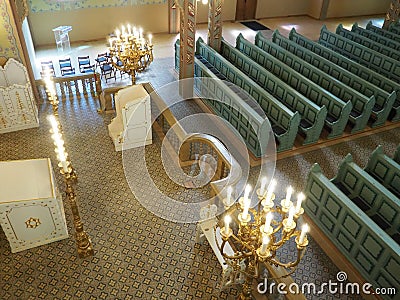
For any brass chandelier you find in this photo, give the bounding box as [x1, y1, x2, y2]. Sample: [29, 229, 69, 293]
[108, 25, 153, 85]
[220, 180, 309, 299]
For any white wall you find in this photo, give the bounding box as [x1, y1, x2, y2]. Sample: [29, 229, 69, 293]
[22, 19, 39, 79]
[28, 0, 390, 47]
[256, 0, 310, 19]
[196, 0, 237, 23]
[326, 0, 391, 18]
[28, 4, 168, 46]
[308, 0, 324, 19]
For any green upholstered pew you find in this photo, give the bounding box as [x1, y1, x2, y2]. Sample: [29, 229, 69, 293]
[236, 35, 352, 138]
[304, 163, 400, 298]
[194, 60, 272, 157]
[319, 25, 400, 83]
[174, 39, 180, 72]
[394, 145, 400, 164]
[336, 24, 400, 61]
[388, 22, 400, 35]
[333, 154, 400, 239]
[365, 145, 400, 199]
[175, 39, 272, 157]
[288, 28, 400, 121]
[220, 39, 327, 145]
[271, 30, 397, 127]
[195, 38, 301, 152]
[336, 24, 400, 60]
[255, 32, 377, 132]
[366, 21, 400, 43]
[351, 23, 400, 52]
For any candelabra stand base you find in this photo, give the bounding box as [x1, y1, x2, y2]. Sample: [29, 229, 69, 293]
[65, 176, 94, 258]
[76, 233, 95, 258]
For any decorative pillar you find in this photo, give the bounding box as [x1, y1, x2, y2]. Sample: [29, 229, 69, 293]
[168, 0, 179, 34]
[176, 0, 196, 98]
[319, 0, 330, 20]
[383, 0, 400, 29]
[207, 0, 223, 52]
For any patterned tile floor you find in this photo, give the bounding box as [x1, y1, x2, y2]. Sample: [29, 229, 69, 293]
[2, 16, 400, 300]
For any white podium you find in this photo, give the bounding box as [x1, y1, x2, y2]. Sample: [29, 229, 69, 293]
[0, 158, 68, 253]
[52, 26, 72, 54]
[108, 85, 152, 151]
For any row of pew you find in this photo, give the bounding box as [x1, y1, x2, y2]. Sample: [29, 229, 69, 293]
[174, 22, 400, 157]
[304, 145, 400, 299]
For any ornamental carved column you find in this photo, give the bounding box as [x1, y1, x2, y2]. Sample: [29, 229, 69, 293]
[178, 0, 196, 80]
[176, 0, 196, 98]
[383, 0, 400, 29]
[207, 0, 223, 52]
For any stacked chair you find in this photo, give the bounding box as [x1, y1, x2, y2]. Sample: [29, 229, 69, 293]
[40, 61, 55, 78]
[95, 52, 116, 82]
[59, 58, 76, 76]
[78, 56, 95, 74]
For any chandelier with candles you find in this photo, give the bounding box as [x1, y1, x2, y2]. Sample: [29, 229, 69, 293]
[108, 24, 153, 85]
[219, 179, 309, 299]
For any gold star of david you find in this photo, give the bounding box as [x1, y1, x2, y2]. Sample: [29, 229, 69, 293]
[25, 217, 41, 229]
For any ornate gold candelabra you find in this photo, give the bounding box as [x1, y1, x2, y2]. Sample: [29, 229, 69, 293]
[220, 180, 309, 299]
[43, 69, 59, 115]
[108, 25, 153, 85]
[44, 74, 94, 258]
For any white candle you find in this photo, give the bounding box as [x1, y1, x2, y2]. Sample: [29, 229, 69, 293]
[226, 185, 233, 205]
[127, 24, 131, 35]
[259, 177, 267, 195]
[287, 207, 295, 227]
[299, 224, 309, 244]
[224, 215, 231, 235]
[296, 193, 305, 213]
[202, 0, 208, 4]
[121, 25, 126, 36]
[115, 29, 120, 39]
[61, 161, 68, 173]
[265, 179, 277, 203]
[48, 115, 58, 131]
[244, 184, 251, 202]
[139, 27, 143, 39]
[242, 198, 250, 219]
[148, 34, 152, 45]
[285, 186, 293, 206]
[133, 27, 137, 37]
[58, 150, 68, 172]
[264, 212, 273, 231]
[260, 236, 270, 254]
[55, 138, 64, 150]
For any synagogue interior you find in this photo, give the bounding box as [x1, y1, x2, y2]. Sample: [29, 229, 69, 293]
[0, 0, 399, 299]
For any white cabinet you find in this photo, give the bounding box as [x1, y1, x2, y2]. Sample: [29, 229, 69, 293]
[108, 84, 152, 151]
[0, 158, 68, 253]
[0, 58, 39, 134]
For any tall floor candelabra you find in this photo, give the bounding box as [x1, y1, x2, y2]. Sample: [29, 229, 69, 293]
[45, 74, 94, 258]
[220, 180, 309, 299]
[108, 25, 153, 85]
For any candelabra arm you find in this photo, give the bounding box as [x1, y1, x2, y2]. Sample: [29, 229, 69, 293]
[220, 239, 252, 261]
[264, 247, 306, 273]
